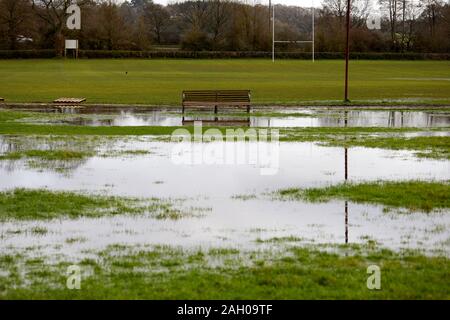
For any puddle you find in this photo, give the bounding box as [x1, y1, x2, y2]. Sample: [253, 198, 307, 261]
[1, 200, 448, 260]
[4, 106, 450, 128]
[0, 136, 449, 258]
[0, 138, 448, 196]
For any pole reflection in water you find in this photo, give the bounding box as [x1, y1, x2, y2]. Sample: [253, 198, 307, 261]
[345, 148, 348, 244]
[344, 110, 349, 244]
[345, 200, 348, 244]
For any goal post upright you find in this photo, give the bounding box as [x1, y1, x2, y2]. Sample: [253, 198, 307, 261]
[272, 1, 315, 63]
[272, 3, 275, 62]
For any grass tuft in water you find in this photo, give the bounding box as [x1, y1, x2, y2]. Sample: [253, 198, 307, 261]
[0, 189, 206, 221]
[0, 189, 138, 220]
[0, 149, 91, 161]
[278, 181, 450, 213]
[255, 236, 304, 243]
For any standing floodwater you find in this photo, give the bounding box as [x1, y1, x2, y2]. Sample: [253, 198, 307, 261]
[2, 106, 449, 128]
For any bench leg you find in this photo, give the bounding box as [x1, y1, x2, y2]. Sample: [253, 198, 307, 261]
[214, 105, 218, 114]
[247, 105, 251, 113]
[182, 105, 185, 114]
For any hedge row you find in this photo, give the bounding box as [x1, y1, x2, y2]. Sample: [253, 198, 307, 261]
[0, 49, 449, 60]
[0, 50, 56, 59]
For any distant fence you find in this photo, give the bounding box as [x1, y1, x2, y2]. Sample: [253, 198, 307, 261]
[0, 50, 449, 60]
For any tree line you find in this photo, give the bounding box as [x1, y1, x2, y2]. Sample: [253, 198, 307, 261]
[0, 0, 449, 55]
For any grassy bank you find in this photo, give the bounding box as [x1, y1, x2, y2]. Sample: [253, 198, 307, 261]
[1, 59, 450, 105]
[278, 181, 450, 212]
[0, 244, 448, 299]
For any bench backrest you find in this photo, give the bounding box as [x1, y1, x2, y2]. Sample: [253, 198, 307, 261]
[183, 90, 251, 103]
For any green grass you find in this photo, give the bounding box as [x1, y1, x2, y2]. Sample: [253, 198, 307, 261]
[0, 149, 90, 161]
[282, 129, 450, 159]
[255, 236, 304, 243]
[0, 189, 145, 220]
[0, 245, 448, 299]
[278, 181, 450, 212]
[0, 189, 202, 221]
[337, 136, 450, 159]
[1, 59, 450, 105]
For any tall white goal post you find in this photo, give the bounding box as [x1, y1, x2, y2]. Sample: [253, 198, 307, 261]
[272, 1, 315, 62]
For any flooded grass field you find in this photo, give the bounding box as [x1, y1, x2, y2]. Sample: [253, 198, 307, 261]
[0, 106, 449, 299]
[4, 105, 450, 128]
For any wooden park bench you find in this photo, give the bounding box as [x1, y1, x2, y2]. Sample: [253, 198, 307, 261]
[182, 90, 251, 113]
[53, 97, 86, 104]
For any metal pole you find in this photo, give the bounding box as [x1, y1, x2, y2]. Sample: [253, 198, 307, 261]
[272, 4, 275, 62]
[312, 2, 315, 63]
[344, 0, 351, 102]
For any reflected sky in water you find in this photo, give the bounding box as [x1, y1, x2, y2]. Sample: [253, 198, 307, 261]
[4, 106, 450, 128]
[0, 137, 449, 258]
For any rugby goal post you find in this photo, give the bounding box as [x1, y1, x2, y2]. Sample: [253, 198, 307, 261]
[272, 1, 315, 62]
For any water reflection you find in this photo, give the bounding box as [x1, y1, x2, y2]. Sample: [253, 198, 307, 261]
[313, 110, 450, 128]
[182, 118, 250, 127]
[344, 148, 349, 244]
[0, 136, 103, 174]
[344, 110, 349, 244]
[0, 135, 449, 255]
[0, 137, 448, 196]
[3, 106, 449, 128]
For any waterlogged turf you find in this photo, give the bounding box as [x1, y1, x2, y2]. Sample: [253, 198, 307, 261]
[0, 109, 449, 159]
[278, 181, 450, 212]
[0, 245, 448, 299]
[0, 104, 449, 299]
[0, 59, 450, 105]
[0, 189, 206, 221]
[0, 150, 91, 161]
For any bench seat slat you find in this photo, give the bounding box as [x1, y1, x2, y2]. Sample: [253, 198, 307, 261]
[182, 90, 251, 113]
[183, 102, 250, 106]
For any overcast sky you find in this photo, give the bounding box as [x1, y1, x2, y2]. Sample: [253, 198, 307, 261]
[151, 1, 322, 8]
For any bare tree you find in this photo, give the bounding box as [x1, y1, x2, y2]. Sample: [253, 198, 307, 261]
[1, 0, 448, 54]
[179, 0, 210, 31]
[0, 0, 32, 50]
[397, 0, 421, 51]
[322, 0, 347, 20]
[322, 0, 370, 21]
[31, 0, 73, 55]
[420, 0, 442, 37]
[380, 0, 400, 49]
[143, 2, 170, 44]
[97, 0, 126, 50]
[208, 0, 232, 49]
